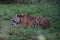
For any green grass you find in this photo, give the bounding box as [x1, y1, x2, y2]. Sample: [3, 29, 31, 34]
[0, 3, 60, 40]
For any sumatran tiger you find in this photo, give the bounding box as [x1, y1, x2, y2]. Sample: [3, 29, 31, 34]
[12, 14, 50, 28]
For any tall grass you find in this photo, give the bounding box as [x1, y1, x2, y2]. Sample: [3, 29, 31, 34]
[0, 2, 60, 40]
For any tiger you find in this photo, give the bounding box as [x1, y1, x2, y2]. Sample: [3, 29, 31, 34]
[12, 14, 50, 28]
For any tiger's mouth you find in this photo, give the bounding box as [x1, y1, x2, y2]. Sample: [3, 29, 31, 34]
[12, 20, 21, 26]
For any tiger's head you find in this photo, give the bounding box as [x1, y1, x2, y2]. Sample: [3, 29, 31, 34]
[11, 14, 28, 26]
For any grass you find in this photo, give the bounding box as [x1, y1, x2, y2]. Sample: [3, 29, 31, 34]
[0, 3, 60, 40]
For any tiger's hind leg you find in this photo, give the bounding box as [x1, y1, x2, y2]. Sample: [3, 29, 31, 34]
[31, 23, 40, 28]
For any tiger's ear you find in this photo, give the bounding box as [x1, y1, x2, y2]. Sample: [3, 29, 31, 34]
[15, 14, 20, 17]
[16, 14, 28, 17]
[17, 14, 24, 17]
[19, 15, 24, 17]
[17, 14, 21, 17]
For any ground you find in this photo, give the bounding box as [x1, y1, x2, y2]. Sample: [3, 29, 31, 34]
[0, 3, 60, 40]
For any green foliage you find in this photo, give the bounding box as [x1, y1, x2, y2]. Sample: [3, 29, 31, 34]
[0, 2, 60, 40]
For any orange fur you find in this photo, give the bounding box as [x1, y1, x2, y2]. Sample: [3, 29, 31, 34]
[12, 14, 50, 28]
